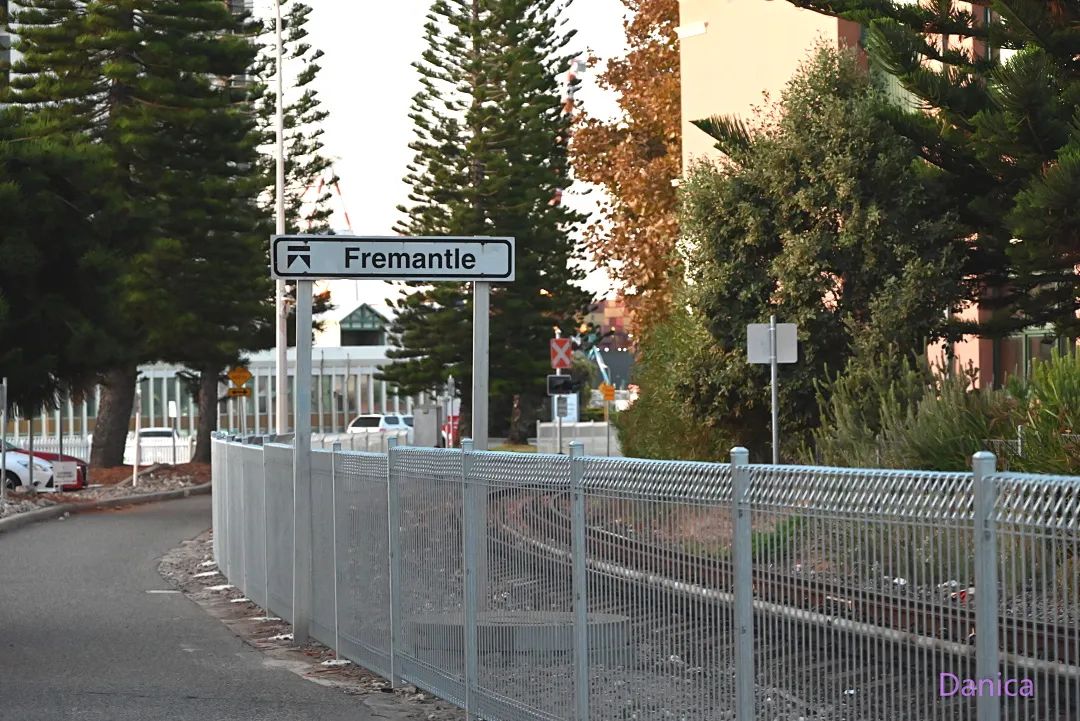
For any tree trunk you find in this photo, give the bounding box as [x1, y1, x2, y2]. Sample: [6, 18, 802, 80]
[90, 365, 137, 468]
[193, 364, 220, 464]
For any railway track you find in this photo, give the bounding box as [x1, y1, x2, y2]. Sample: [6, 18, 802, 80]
[484, 488, 1079, 719]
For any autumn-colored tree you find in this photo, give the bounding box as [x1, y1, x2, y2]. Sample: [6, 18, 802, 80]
[570, 0, 681, 332]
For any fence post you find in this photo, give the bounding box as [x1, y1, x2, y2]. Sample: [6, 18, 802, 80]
[386, 436, 403, 687]
[569, 441, 589, 721]
[240, 440, 248, 599]
[731, 446, 754, 721]
[331, 440, 342, 660]
[461, 439, 481, 720]
[263, 435, 273, 612]
[973, 451, 1000, 721]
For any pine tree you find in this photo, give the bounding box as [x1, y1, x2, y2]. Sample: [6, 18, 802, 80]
[569, 0, 681, 332]
[380, 0, 590, 442]
[6, 0, 271, 466]
[0, 104, 121, 416]
[784, 0, 1080, 339]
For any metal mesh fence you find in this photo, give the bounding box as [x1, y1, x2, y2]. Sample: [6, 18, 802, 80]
[466, 450, 575, 720]
[992, 472, 1080, 721]
[311, 450, 337, 646]
[241, 444, 267, 609]
[335, 450, 393, 678]
[745, 465, 977, 721]
[264, 443, 294, 621]
[581, 456, 737, 721]
[391, 446, 469, 706]
[210, 438, 1080, 721]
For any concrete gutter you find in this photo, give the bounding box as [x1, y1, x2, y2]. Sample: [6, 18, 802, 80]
[0, 482, 212, 536]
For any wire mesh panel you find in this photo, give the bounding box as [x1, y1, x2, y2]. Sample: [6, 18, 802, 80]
[264, 443, 294, 622]
[211, 438, 225, 569]
[226, 441, 247, 592]
[335, 450, 393, 678]
[241, 444, 268, 609]
[310, 450, 337, 647]
[578, 456, 737, 721]
[746, 465, 977, 721]
[993, 472, 1080, 721]
[392, 447, 468, 706]
[463, 451, 574, 720]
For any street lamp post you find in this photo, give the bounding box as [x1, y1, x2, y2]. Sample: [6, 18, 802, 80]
[274, 0, 289, 435]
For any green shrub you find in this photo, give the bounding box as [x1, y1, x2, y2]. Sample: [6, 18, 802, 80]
[812, 346, 1080, 472]
[615, 303, 734, 462]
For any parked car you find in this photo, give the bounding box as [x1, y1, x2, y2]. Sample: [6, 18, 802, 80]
[123, 427, 182, 465]
[1, 440, 86, 491]
[2, 449, 56, 491]
[346, 414, 413, 443]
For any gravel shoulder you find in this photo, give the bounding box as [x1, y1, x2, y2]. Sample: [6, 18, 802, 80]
[159, 528, 465, 721]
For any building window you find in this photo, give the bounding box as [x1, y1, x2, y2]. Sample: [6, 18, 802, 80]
[996, 330, 1072, 384]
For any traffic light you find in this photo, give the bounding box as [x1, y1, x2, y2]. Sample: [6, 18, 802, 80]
[547, 374, 574, 395]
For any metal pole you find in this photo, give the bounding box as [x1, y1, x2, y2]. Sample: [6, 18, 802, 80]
[569, 442, 589, 721]
[731, 446, 754, 721]
[274, 0, 289, 436]
[1, 378, 7, 502]
[973, 451, 1001, 721]
[133, 387, 142, 487]
[292, 279, 314, 645]
[471, 282, 489, 451]
[556, 403, 563, 455]
[330, 440, 342, 660]
[461, 439, 479, 719]
[385, 436, 403, 687]
[604, 400, 611, 457]
[769, 314, 779, 464]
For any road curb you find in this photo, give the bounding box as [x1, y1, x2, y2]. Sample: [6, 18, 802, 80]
[0, 482, 212, 536]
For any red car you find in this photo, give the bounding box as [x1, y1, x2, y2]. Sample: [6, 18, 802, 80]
[1, 441, 88, 491]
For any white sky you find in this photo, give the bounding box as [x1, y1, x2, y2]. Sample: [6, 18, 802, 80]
[256, 0, 629, 318]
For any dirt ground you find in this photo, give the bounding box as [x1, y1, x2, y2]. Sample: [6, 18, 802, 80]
[90, 462, 211, 487]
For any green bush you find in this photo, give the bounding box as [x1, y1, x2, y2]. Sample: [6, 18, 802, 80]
[615, 302, 734, 462]
[812, 346, 1080, 472]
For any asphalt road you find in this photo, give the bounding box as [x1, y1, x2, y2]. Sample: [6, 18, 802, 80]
[0, 496, 384, 721]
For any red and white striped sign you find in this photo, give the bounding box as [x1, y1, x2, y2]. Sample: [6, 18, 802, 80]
[550, 338, 573, 369]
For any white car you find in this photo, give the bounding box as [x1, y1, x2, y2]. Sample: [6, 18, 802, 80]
[124, 427, 182, 465]
[2, 450, 56, 491]
[346, 414, 413, 443]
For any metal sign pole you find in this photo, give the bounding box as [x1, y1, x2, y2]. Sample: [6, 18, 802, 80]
[1, 378, 7, 502]
[292, 279, 315, 644]
[769, 314, 779, 465]
[274, 0, 289, 436]
[471, 282, 489, 452]
[134, 388, 142, 487]
[605, 399, 611, 457]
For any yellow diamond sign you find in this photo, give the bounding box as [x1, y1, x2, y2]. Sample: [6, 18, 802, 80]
[228, 366, 252, 387]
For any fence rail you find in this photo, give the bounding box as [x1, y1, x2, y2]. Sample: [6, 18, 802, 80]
[212, 436, 1080, 721]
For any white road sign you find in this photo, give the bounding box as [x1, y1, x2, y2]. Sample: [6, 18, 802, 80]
[747, 323, 798, 364]
[54, 462, 78, 486]
[271, 235, 515, 281]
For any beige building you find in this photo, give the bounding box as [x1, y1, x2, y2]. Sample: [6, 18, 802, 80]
[677, 0, 862, 170]
[676, 0, 1074, 387]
